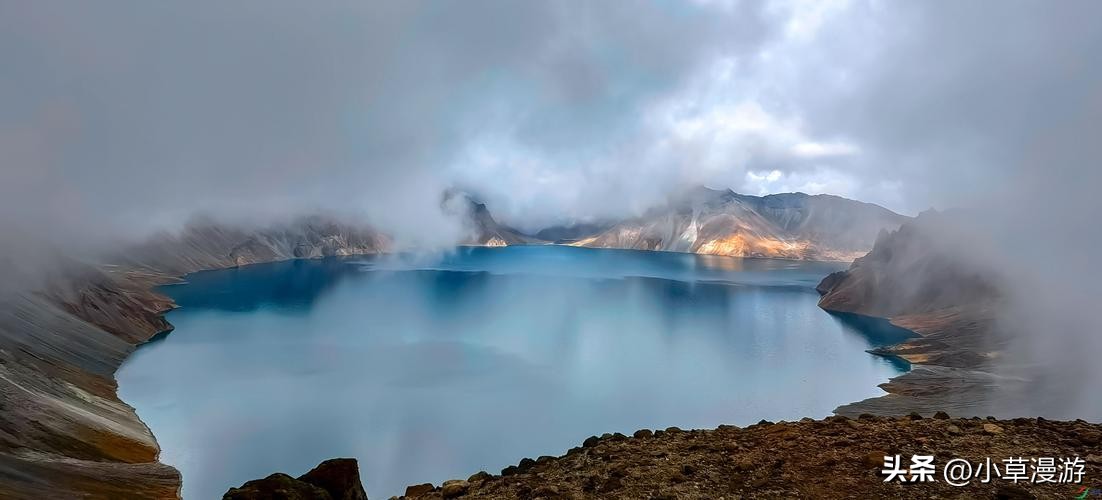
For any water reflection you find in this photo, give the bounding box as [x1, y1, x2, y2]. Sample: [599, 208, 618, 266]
[163, 258, 363, 312]
[827, 311, 917, 372]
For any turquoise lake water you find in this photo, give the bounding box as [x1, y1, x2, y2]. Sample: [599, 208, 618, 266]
[116, 246, 911, 498]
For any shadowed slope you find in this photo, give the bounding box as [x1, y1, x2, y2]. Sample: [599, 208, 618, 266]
[0, 218, 388, 499]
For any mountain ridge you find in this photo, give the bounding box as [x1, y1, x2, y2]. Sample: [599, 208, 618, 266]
[563, 187, 908, 261]
[0, 188, 911, 498]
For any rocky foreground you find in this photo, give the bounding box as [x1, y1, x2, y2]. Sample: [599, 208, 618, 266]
[229, 415, 1102, 500]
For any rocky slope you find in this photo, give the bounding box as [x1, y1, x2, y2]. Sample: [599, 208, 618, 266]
[462, 201, 542, 247]
[0, 217, 388, 499]
[570, 187, 907, 261]
[533, 222, 613, 244]
[816, 210, 1010, 417]
[233, 415, 1102, 499]
[441, 191, 542, 247]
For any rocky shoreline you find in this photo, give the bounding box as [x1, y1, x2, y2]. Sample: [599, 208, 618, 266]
[229, 415, 1102, 499]
[815, 211, 1009, 418]
[0, 219, 388, 498]
[0, 211, 1037, 498]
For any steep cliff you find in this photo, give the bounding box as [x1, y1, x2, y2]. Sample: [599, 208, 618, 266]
[816, 210, 1009, 416]
[462, 201, 542, 247]
[571, 187, 907, 261]
[0, 217, 388, 499]
[442, 191, 542, 247]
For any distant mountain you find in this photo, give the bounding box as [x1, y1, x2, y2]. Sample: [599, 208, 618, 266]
[534, 222, 614, 243]
[443, 191, 542, 246]
[567, 187, 908, 261]
[816, 209, 1004, 366]
[117, 215, 391, 274]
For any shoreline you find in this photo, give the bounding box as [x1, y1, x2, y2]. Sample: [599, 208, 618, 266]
[0, 235, 943, 498]
[817, 306, 997, 418]
[121, 248, 895, 498]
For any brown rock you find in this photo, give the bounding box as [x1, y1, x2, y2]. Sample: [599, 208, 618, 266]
[223, 458, 368, 500]
[865, 451, 888, 469]
[1077, 430, 1102, 446]
[983, 423, 1004, 435]
[517, 457, 537, 473]
[223, 473, 330, 500]
[947, 424, 963, 435]
[600, 476, 623, 492]
[441, 479, 469, 498]
[531, 485, 561, 498]
[994, 484, 1036, 499]
[298, 458, 368, 500]
[405, 483, 435, 498]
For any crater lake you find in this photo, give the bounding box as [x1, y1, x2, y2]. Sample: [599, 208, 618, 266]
[116, 246, 911, 498]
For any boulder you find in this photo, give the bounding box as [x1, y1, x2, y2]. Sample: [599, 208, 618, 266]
[983, 423, 1004, 435]
[223, 473, 333, 500]
[440, 479, 469, 498]
[404, 483, 434, 498]
[299, 458, 368, 500]
[223, 458, 368, 500]
[467, 471, 491, 483]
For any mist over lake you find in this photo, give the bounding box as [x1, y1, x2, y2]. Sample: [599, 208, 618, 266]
[117, 246, 910, 498]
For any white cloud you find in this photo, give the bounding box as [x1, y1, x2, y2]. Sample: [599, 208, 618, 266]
[791, 141, 860, 158]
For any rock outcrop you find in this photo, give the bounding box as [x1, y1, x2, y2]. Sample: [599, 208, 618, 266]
[441, 191, 542, 247]
[816, 210, 1009, 416]
[0, 217, 387, 499]
[223, 458, 367, 500]
[243, 416, 1102, 499]
[462, 201, 541, 247]
[571, 187, 907, 261]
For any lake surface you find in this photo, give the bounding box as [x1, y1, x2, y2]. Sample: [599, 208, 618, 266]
[117, 246, 911, 498]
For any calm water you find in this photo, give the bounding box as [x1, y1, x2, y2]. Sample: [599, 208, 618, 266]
[117, 246, 911, 498]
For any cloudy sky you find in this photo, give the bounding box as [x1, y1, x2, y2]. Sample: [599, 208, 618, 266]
[2, 0, 1101, 242]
